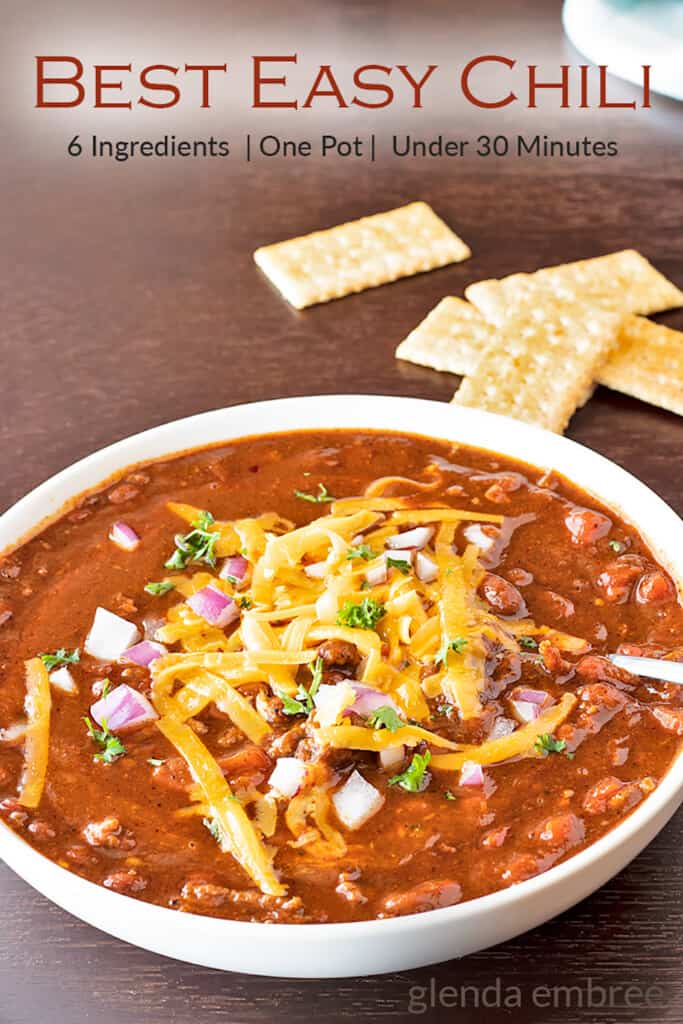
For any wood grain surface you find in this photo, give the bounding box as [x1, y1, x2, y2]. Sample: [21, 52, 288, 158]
[1, 1, 682, 1021]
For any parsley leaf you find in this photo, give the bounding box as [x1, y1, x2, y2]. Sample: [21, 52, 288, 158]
[366, 705, 403, 732]
[278, 657, 323, 716]
[39, 648, 80, 671]
[389, 750, 432, 793]
[346, 544, 374, 561]
[144, 581, 175, 596]
[336, 597, 386, 631]
[445, 790, 456, 801]
[83, 716, 126, 764]
[238, 596, 253, 609]
[294, 483, 335, 504]
[609, 539, 625, 553]
[534, 733, 573, 758]
[164, 510, 218, 570]
[519, 636, 538, 651]
[386, 556, 411, 575]
[434, 636, 468, 668]
[203, 816, 224, 845]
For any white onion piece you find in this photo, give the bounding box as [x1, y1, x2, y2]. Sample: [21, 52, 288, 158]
[49, 667, 77, 694]
[313, 682, 356, 727]
[123, 640, 167, 667]
[188, 585, 240, 628]
[0, 722, 28, 744]
[460, 760, 485, 787]
[268, 757, 307, 798]
[379, 745, 405, 770]
[315, 588, 339, 623]
[489, 717, 516, 740]
[304, 560, 328, 579]
[90, 683, 157, 734]
[85, 607, 141, 661]
[108, 521, 140, 552]
[463, 523, 498, 554]
[347, 684, 401, 718]
[332, 770, 385, 830]
[386, 549, 414, 569]
[386, 526, 434, 551]
[365, 561, 388, 587]
[219, 555, 249, 583]
[511, 699, 543, 724]
[415, 551, 439, 583]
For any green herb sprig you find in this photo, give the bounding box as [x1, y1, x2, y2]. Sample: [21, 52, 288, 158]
[336, 597, 386, 631]
[389, 751, 432, 792]
[39, 648, 80, 671]
[165, 510, 219, 570]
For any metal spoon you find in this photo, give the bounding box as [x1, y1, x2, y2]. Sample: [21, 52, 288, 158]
[608, 654, 683, 686]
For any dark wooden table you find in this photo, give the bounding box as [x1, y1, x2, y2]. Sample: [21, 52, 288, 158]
[2, 1, 683, 1021]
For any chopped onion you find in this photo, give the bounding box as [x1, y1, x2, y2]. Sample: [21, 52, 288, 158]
[90, 683, 157, 734]
[219, 555, 249, 583]
[49, 667, 77, 694]
[142, 614, 165, 641]
[511, 699, 542, 724]
[386, 526, 433, 551]
[463, 523, 498, 554]
[460, 760, 485, 787]
[108, 521, 140, 552]
[379, 745, 405, 770]
[313, 682, 356, 727]
[415, 551, 439, 583]
[489, 716, 516, 740]
[346, 684, 400, 718]
[332, 770, 385, 830]
[516, 688, 549, 706]
[268, 757, 307, 798]
[315, 588, 339, 623]
[85, 607, 141, 661]
[123, 640, 167, 667]
[0, 722, 28, 745]
[365, 561, 388, 587]
[188, 585, 240, 628]
[303, 560, 328, 579]
[386, 548, 414, 569]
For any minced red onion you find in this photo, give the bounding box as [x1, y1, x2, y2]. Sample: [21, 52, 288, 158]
[123, 640, 167, 667]
[511, 699, 542, 724]
[386, 526, 434, 551]
[90, 683, 157, 734]
[188, 585, 240, 628]
[108, 521, 140, 552]
[415, 551, 439, 583]
[460, 760, 485, 787]
[516, 688, 548, 705]
[345, 684, 401, 718]
[219, 555, 249, 583]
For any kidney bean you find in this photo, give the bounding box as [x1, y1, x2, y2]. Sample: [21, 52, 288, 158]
[532, 812, 585, 850]
[636, 572, 675, 606]
[582, 776, 643, 816]
[380, 879, 462, 917]
[651, 705, 683, 736]
[564, 507, 612, 546]
[318, 639, 360, 673]
[479, 573, 527, 618]
[103, 868, 148, 895]
[596, 559, 644, 604]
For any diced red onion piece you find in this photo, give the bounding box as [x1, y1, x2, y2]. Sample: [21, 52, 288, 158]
[219, 555, 249, 583]
[379, 745, 405, 770]
[188, 585, 240, 628]
[268, 757, 307, 798]
[123, 640, 167, 667]
[365, 562, 388, 587]
[85, 607, 141, 661]
[346, 684, 401, 718]
[303, 560, 328, 579]
[142, 614, 166, 641]
[415, 551, 439, 583]
[460, 760, 485, 786]
[332, 770, 385, 830]
[108, 521, 140, 552]
[489, 716, 516, 740]
[517, 688, 548, 706]
[313, 682, 355, 727]
[49, 667, 77, 694]
[511, 699, 542, 724]
[386, 526, 434, 551]
[90, 683, 157, 734]
[463, 523, 498, 553]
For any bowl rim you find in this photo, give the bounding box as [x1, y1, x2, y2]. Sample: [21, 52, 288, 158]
[1, 392, 682, 947]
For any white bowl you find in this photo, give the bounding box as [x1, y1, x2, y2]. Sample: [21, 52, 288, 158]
[1, 395, 682, 978]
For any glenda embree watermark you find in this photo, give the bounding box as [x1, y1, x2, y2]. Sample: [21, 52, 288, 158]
[407, 976, 666, 1015]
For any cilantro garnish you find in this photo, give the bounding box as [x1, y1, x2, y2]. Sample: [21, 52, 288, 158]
[389, 750, 432, 792]
[278, 657, 323, 716]
[445, 790, 456, 801]
[203, 816, 224, 844]
[238, 596, 253, 609]
[534, 733, 574, 758]
[366, 705, 403, 733]
[434, 636, 468, 668]
[519, 636, 538, 651]
[294, 483, 335, 504]
[83, 716, 126, 764]
[164, 510, 218, 570]
[609, 539, 625, 554]
[147, 757, 165, 767]
[336, 597, 386, 631]
[39, 648, 80, 671]
[386, 556, 411, 575]
[346, 544, 374, 561]
[360, 580, 371, 591]
[144, 581, 175, 596]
